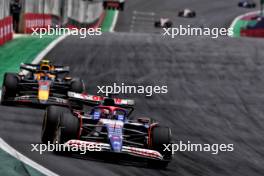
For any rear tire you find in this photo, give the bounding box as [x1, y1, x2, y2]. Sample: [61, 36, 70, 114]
[70, 78, 84, 93]
[166, 22, 172, 28]
[119, 2, 125, 11]
[148, 126, 172, 168]
[151, 126, 172, 151]
[178, 11, 183, 17]
[41, 106, 67, 144]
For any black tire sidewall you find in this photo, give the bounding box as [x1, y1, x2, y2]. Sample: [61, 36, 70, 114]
[41, 106, 67, 144]
[3, 73, 18, 96]
[70, 78, 84, 93]
[59, 111, 80, 144]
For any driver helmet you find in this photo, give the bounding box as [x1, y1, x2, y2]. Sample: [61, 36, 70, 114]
[101, 109, 110, 119]
[40, 59, 51, 71]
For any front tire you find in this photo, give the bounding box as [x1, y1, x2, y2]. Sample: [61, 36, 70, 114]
[154, 21, 161, 27]
[41, 106, 67, 144]
[1, 73, 19, 105]
[57, 111, 80, 144]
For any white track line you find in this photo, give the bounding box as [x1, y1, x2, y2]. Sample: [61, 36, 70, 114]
[20, 34, 69, 75]
[109, 11, 119, 32]
[0, 138, 59, 176]
[13, 34, 32, 38]
[133, 11, 155, 16]
[230, 10, 260, 37]
[0, 34, 68, 175]
[32, 34, 69, 64]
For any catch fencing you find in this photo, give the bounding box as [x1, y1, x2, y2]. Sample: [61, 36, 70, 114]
[0, 0, 13, 45]
[23, 0, 104, 33]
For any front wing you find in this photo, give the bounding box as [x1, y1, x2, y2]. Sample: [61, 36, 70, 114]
[4, 95, 68, 106]
[65, 140, 163, 160]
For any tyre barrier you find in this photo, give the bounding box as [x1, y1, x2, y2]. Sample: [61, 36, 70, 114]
[0, 16, 13, 46]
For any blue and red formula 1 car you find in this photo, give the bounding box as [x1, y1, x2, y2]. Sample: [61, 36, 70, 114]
[41, 92, 173, 168]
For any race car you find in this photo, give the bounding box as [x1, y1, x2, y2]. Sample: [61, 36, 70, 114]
[154, 18, 173, 28]
[178, 9, 196, 18]
[41, 93, 173, 168]
[1, 60, 85, 107]
[238, 0, 256, 8]
[103, 0, 125, 11]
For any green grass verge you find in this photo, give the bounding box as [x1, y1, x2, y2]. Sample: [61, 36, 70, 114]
[0, 35, 56, 84]
[0, 9, 117, 85]
[101, 9, 117, 32]
[0, 149, 45, 176]
[232, 20, 258, 37]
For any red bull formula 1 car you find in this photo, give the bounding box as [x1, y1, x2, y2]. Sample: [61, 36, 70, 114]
[41, 92, 173, 168]
[1, 60, 84, 107]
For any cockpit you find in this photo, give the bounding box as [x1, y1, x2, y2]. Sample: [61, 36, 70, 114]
[90, 106, 127, 121]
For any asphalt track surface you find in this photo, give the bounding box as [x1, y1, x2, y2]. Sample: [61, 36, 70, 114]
[116, 0, 258, 32]
[1, 0, 264, 176]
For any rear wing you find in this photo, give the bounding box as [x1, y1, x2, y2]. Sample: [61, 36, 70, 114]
[67, 91, 135, 107]
[20, 63, 38, 72]
[53, 66, 70, 73]
[20, 63, 69, 74]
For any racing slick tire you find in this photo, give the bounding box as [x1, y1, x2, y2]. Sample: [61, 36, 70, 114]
[70, 78, 84, 93]
[53, 111, 79, 154]
[148, 126, 172, 168]
[165, 21, 173, 28]
[154, 21, 161, 28]
[119, 2, 125, 11]
[1, 73, 18, 105]
[56, 111, 80, 144]
[178, 11, 184, 17]
[41, 106, 68, 144]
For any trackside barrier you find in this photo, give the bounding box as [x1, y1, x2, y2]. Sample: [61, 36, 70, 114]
[0, 16, 13, 46]
[0, 19, 3, 45]
[241, 29, 264, 37]
[24, 13, 52, 34]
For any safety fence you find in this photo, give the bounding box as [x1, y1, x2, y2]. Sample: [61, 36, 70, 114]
[24, 13, 52, 33]
[0, 16, 13, 45]
[0, 0, 13, 46]
[0, 0, 104, 44]
[23, 0, 103, 33]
